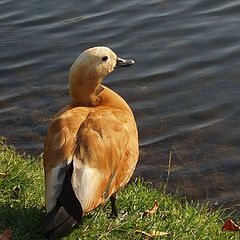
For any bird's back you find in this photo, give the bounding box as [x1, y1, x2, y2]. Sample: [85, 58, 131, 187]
[43, 85, 139, 214]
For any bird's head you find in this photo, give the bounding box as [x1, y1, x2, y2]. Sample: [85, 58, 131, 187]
[69, 46, 134, 106]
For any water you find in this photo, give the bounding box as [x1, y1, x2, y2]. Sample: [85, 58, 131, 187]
[1, 0, 240, 208]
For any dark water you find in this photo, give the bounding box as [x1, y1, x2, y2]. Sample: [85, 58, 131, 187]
[1, 0, 240, 209]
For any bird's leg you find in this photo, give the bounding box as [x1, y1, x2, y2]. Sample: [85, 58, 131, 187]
[110, 194, 118, 217]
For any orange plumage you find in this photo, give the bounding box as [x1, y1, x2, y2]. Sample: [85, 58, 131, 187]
[42, 46, 139, 239]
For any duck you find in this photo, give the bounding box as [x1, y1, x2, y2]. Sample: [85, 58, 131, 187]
[42, 46, 139, 239]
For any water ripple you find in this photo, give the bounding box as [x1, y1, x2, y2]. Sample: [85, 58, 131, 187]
[1, 0, 240, 206]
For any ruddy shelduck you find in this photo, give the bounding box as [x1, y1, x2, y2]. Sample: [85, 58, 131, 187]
[42, 46, 139, 239]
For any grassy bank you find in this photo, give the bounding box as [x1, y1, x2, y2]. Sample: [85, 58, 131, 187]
[0, 139, 238, 239]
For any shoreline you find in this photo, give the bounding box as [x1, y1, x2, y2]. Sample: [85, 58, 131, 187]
[0, 139, 238, 239]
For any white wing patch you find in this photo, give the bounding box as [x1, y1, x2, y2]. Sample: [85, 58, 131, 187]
[71, 158, 104, 212]
[45, 164, 66, 212]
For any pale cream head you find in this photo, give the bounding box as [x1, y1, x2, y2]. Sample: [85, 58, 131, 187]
[69, 46, 134, 106]
[70, 46, 117, 79]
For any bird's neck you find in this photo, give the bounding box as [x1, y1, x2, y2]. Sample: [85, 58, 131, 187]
[69, 72, 103, 107]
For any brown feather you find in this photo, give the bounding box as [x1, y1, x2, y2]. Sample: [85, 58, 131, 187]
[43, 46, 138, 215]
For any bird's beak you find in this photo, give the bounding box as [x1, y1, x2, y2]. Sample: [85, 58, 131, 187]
[114, 57, 135, 69]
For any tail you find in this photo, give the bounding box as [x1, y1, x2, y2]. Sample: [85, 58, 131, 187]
[42, 161, 83, 239]
[42, 200, 76, 239]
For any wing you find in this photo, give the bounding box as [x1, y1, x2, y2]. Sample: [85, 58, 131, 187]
[43, 107, 89, 212]
[43, 105, 138, 214]
[71, 108, 132, 213]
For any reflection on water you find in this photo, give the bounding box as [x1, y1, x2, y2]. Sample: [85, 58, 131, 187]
[1, 0, 240, 208]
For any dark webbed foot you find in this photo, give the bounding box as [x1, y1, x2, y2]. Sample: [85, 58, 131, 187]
[110, 194, 118, 217]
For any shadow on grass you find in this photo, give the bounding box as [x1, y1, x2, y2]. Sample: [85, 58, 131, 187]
[0, 203, 46, 240]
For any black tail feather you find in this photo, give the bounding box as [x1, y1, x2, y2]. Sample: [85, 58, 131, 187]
[42, 200, 76, 239]
[42, 162, 83, 239]
[58, 162, 83, 222]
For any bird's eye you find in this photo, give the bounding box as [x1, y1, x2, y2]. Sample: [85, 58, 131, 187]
[102, 56, 108, 61]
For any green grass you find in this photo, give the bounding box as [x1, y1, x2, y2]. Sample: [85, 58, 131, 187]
[0, 138, 239, 239]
